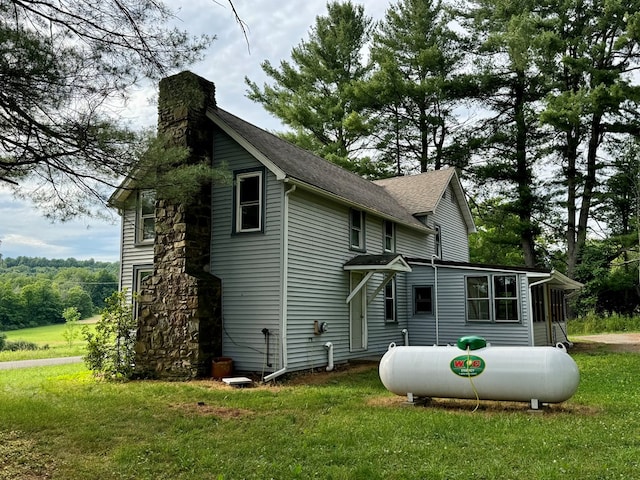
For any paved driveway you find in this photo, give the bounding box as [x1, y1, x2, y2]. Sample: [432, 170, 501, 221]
[0, 356, 83, 370]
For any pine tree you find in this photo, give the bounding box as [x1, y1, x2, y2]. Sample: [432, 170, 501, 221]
[245, 2, 379, 175]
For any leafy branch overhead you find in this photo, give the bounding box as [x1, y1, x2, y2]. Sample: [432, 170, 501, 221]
[0, 0, 240, 218]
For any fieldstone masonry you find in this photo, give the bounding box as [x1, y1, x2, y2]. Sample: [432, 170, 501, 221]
[135, 72, 222, 380]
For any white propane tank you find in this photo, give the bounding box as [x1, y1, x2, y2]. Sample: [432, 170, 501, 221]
[379, 338, 579, 406]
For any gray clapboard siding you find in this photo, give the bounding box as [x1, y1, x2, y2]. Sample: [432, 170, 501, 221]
[396, 223, 431, 256]
[533, 322, 549, 345]
[119, 198, 154, 302]
[432, 185, 470, 262]
[407, 264, 532, 346]
[405, 267, 437, 346]
[286, 189, 352, 370]
[210, 128, 283, 372]
[286, 190, 438, 369]
[435, 267, 530, 345]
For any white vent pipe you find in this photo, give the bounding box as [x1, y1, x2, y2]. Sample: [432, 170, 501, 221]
[324, 342, 334, 372]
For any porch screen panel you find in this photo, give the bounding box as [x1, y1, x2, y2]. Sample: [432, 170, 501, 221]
[531, 285, 545, 322]
[550, 288, 565, 322]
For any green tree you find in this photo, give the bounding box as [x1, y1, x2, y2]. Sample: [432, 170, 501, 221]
[62, 286, 94, 319]
[369, 0, 464, 174]
[468, 198, 528, 266]
[20, 279, 62, 327]
[86, 270, 119, 311]
[245, 1, 378, 174]
[460, 0, 555, 268]
[0, 281, 23, 330]
[540, 0, 640, 278]
[597, 142, 640, 237]
[571, 239, 639, 315]
[83, 290, 136, 380]
[0, 1, 241, 217]
[62, 306, 81, 347]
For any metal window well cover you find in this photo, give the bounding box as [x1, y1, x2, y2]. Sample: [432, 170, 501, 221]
[222, 377, 253, 387]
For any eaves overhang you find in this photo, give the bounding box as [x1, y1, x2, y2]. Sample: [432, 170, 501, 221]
[206, 109, 287, 181]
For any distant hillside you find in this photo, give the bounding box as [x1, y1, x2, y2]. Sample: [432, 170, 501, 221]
[0, 257, 120, 331]
[0, 256, 118, 274]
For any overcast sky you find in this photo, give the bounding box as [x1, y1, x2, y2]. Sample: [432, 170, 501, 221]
[0, 0, 391, 263]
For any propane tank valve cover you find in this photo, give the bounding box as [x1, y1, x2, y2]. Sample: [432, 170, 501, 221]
[457, 336, 487, 351]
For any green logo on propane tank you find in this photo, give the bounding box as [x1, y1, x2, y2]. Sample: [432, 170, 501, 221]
[450, 355, 485, 377]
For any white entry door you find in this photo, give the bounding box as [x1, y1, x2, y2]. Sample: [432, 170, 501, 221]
[350, 272, 367, 351]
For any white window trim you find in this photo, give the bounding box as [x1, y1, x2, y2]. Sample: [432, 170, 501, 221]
[235, 170, 263, 233]
[132, 265, 153, 319]
[494, 275, 520, 323]
[465, 274, 520, 323]
[434, 223, 442, 258]
[383, 220, 395, 253]
[136, 190, 155, 244]
[350, 209, 365, 251]
[413, 285, 434, 315]
[384, 277, 397, 323]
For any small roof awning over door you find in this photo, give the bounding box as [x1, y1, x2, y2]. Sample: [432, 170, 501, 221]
[343, 254, 412, 304]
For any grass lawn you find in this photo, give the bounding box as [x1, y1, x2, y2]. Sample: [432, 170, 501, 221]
[0, 317, 97, 361]
[1, 344, 639, 479]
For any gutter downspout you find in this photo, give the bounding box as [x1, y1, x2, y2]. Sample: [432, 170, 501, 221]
[264, 184, 296, 382]
[432, 255, 440, 345]
[117, 209, 125, 292]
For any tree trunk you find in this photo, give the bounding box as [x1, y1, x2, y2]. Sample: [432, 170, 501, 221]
[572, 113, 603, 275]
[419, 104, 429, 173]
[514, 69, 538, 267]
[565, 126, 581, 278]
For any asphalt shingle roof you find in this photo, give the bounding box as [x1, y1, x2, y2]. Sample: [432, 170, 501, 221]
[373, 169, 455, 216]
[209, 107, 429, 232]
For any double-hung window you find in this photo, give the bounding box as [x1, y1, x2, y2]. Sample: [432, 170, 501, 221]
[350, 209, 365, 251]
[466, 276, 490, 321]
[434, 223, 442, 258]
[132, 265, 153, 319]
[384, 277, 396, 323]
[465, 275, 519, 323]
[136, 190, 155, 244]
[383, 220, 395, 252]
[235, 169, 264, 233]
[494, 275, 519, 322]
[413, 286, 433, 315]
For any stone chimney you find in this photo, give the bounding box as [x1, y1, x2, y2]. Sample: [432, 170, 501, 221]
[135, 71, 222, 380]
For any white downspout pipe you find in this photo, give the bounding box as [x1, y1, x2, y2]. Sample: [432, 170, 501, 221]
[402, 328, 409, 346]
[264, 184, 296, 382]
[324, 342, 334, 372]
[432, 255, 440, 345]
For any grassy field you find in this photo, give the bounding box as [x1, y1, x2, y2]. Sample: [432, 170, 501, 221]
[0, 317, 97, 361]
[1, 344, 639, 479]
